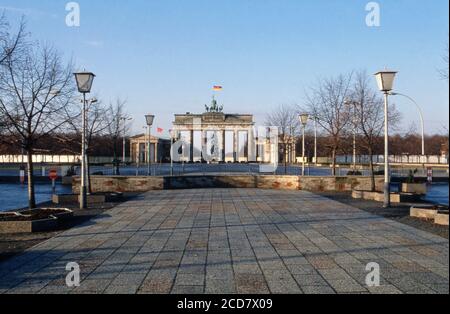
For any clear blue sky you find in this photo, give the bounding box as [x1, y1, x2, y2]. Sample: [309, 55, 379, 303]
[1, 0, 449, 136]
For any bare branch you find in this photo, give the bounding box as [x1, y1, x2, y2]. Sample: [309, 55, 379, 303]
[300, 72, 354, 174]
[438, 40, 449, 81]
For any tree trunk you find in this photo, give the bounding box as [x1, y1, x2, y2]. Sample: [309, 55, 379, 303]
[87, 155, 92, 194]
[113, 138, 119, 176]
[26, 149, 36, 209]
[331, 147, 337, 176]
[368, 147, 376, 192]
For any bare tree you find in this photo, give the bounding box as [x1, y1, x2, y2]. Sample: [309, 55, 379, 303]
[438, 41, 449, 81]
[302, 73, 353, 175]
[0, 38, 75, 208]
[350, 70, 402, 191]
[266, 104, 299, 172]
[105, 98, 129, 175]
[442, 124, 449, 136]
[403, 121, 420, 137]
[60, 97, 109, 192]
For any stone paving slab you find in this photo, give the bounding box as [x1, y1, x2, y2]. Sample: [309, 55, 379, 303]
[0, 189, 448, 294]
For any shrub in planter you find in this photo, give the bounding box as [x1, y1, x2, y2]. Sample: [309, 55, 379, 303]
[406, 169, 419, 183]
[65, 166, 76, 177]
[20, 208, 74, 221]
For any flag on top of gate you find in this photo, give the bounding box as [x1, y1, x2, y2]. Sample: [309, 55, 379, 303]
[213, 85, 223, 91]
[157, 127, 164, 133]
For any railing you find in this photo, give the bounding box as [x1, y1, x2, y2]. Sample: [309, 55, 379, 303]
[0, 155, 132, 164]
[325, 155, 449, 165]
[1, 163, 448, 179]
[0, 154, 448, 166]
[0, 155, 81, 164]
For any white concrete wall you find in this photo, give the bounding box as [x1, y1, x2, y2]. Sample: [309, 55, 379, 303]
[0, 155, 81, 163]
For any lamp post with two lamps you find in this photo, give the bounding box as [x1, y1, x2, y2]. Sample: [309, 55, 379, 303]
[344, 99, 359, 173]
[299, 113, 310, 176]
[74, 71, 96, 209]
[389, 92, 425, 157]
[145, 115, 155, 176]
[313, 116, 318, 166]
[84, 97, 98, 194]
[170, 129, 178, 177]
[120, 117, 133, 168]
[374, 70, 397, 208]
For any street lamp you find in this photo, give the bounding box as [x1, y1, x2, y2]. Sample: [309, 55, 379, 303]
[345, 99, 359, 172]
[299, 113, 309, 176]
[374, 70, 397, 208]
[313, 116, 318, 166]
[170, 129, 177, 176]
[120, 117, 133, 168]
[145, 114, 155, 176]
[280, 146, 287, 174]
[74, 71, 95, 209]
[389, 92, 425, 156]
[85, 97, 98, 195]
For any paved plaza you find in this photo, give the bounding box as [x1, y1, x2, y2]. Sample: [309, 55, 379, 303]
[0, 189, 448, 294]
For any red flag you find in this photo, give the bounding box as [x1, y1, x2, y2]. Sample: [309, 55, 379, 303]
[157, 127, 164, 133]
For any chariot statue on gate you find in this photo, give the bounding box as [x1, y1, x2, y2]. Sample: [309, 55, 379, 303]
[204, 96, 224, 113]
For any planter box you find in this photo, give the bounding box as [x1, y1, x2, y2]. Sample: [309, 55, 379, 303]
[352, 190, 421, 203]
[53, 194, 78, 205]
[352, 190, 387, 202]
[53, 194, 106, 205]
[401, 183, 427, 195]
[78, 194, 106, 205]
[435, 213, 449, 226]
[0, 216, 58, 234]
[410, 206, 438, 219]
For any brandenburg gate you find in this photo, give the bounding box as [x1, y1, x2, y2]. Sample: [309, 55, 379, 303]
[172, 98, 257, 163]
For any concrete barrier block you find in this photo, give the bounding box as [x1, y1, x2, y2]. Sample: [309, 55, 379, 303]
[435, 213, 449, 226]
[402, 183, 427, 195]
[410, 207, 438, 220]
[72, 175, 385, 193]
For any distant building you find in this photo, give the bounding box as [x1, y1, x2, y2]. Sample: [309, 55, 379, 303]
[129, 134, 170, 164]
[279, 135, 297, 164]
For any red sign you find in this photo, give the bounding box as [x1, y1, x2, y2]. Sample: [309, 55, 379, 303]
[49, 169, 58, 180]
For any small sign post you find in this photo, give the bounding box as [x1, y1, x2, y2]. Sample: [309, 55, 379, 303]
[427, 167, 433, 184]
[19, 166, 25, 185]
[49, 169, 58, 194]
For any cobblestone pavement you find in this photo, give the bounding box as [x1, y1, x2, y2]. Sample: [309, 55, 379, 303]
[0, 189, 448, 294]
